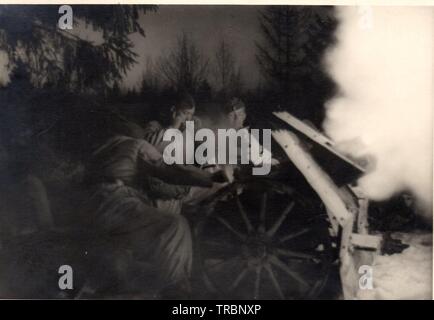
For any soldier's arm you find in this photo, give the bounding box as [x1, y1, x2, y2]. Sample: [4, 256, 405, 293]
[143, 122, 171, 153]
[138, 140, 224, 187]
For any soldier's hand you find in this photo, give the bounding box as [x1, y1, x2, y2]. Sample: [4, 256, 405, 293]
[221, 165, 234, 183]
[172, 111, 188, 130]
[211, 169, 230, 184]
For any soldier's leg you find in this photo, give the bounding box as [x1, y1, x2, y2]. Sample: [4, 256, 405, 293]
[88, 184, 192, 293]
[125, 206, 193, 287]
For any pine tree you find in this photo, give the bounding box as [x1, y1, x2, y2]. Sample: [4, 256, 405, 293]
[213, 39, 244, 99]
[0, 5, 156, 93]
[158, 32, 209, 94]
[256, 6, 337, 125]
[139, 56, 160, 99]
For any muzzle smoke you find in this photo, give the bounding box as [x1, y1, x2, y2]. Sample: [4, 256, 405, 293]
[323, 7, 433, 217]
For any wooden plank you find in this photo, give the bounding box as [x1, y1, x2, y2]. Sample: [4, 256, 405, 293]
[274, 111, 337, 149]
[349, 186, 370, 234]
[350, 233, 382, 250]
[272, 128, 381, 300]
[273, 111, 365, 186]
[272, 130, 352, 225]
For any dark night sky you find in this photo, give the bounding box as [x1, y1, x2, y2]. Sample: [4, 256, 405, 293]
[124, 5, 266, 90]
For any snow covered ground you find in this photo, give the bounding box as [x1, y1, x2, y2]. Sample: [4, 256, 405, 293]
[357, 232, 432, 300]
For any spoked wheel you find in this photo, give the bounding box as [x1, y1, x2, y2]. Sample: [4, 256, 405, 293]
[195, 180, 336, 300]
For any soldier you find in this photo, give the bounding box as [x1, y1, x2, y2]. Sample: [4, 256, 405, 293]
[220, 97, 247, 130]
[143, 92, 197, 154]
[182, 97, 247, 207]
[83, 129, 229, 296]
[142, 93, 201, 217]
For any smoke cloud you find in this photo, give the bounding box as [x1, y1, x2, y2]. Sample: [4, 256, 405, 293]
[323, 7, 433, 217]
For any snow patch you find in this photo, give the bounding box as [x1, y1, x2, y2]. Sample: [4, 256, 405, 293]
[358, 232, 432, 300]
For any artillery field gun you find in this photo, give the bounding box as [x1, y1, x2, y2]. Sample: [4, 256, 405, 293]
[191, 111, 382, 300]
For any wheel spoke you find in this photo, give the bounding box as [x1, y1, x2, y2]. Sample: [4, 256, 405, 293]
[230, 267, 249, 291]
[204, 258, 225, 268]
[216, 216, 245, 240]
[253, 266, 262, 300]
[308, 280, 323, 298]
[236, 196, 254, 233]
[206, 256, 242, 271]
[258, 193, 267, 232]
[267, 201, 295, 237]
[265, 263, 284, 299]
[202, 239, 237, 258]
[203, 239, 229, 247]
[269, 256, 309, 289]
[279, 227, 311, 243]
[275, 248, 315, 260]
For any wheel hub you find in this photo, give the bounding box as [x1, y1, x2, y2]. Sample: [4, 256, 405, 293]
[242, 233, 273, 266]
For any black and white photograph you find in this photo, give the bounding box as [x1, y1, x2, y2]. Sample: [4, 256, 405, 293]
[0, 3, 432, 301]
